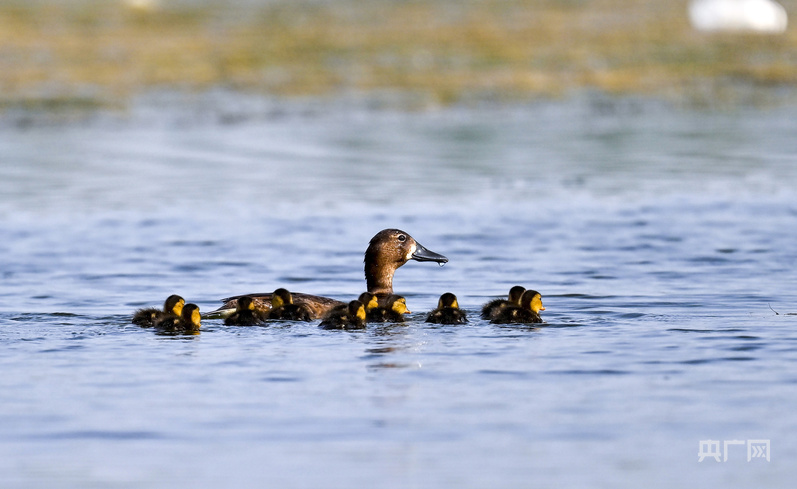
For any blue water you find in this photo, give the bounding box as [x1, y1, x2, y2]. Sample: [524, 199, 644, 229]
[1, 93, 796, 488]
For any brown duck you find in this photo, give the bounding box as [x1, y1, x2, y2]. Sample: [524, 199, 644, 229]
[211, 229, 448, 319]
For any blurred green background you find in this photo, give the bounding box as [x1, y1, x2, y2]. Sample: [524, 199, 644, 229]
[1, 0, 796, 110]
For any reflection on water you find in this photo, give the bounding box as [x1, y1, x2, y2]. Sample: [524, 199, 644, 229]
[1, 94, 796, 488]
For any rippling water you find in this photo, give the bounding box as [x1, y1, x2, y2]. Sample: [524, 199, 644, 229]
[1, 93, 796, 488]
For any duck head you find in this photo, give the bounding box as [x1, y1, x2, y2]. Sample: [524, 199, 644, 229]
[507, 286, 526, 306]
[364, 229, 448, 296]
[237, 296, 255, 311]
[349, 300, 366, 322]
[164, 294, 185, 316]
[271, 288, 294, 309]
[521, 290, 545, 314]
[357, 292, 380, 312]
[438, 292, 459, 309]
[182, 303, 202, 330]
[386, 294, 411, 314]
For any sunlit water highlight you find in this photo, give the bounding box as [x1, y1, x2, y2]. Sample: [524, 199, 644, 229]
[1, 93, 796, 488]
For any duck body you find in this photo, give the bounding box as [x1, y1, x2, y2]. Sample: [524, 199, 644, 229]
[132, 294, 185, 327]
[217, 292, 341, 320]
[319, 300, 367, 330]
[426, 292, 468, 325]
[156, 303, 202, 332]
[480, 286, 525, 320]
[224, 296, 268, 326]
[490, 290, 545, 325]
[212, 229, 447, 319]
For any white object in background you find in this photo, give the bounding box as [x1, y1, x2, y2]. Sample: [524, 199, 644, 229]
[124, 0, 160, 12]
[688, 0, 788, 33]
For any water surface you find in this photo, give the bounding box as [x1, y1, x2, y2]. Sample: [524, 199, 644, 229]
[1, 93, 796, 488]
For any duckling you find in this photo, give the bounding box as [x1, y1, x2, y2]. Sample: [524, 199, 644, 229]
[480, 285, 525, 320]
[132, 294, 185, 327]
[367, 294, 411, 323]
[491, 290, 545, 324]
[268, 288, 313, 321]
[426, 292, 468, 325]
[319, 300, 367, 330]
[213, 229, 448, 319]
[224, 296, 268, 326]
[155, 303, 202, 332]
[358, 292, 380, 315]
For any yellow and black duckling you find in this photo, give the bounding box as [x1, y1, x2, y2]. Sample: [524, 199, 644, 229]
[213, 229, 448, 319]
[155, 303, 202, 332]
[358, 292, 380, 316]
[480, 285, 526, 320]
[224, 296, 268, 326]
[319, 300, 367, 330]
[426, 292, 468, 325]
[268, 288, 313, 322]
[490, 290, 545, 324]
[132, 294, 185, 327]
[367, 294, 411, 323]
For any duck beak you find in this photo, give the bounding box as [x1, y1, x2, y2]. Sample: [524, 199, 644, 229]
[411, 242, 448, 263]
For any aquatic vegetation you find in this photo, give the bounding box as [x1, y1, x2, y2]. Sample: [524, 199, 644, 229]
[1, 0, 796, 110]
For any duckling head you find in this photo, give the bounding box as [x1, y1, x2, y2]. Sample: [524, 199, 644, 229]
[349, 300, 366, 322]
[237, 296, 255, 311]
[182, 303, 202, 329]
[438, 292, 459, 309]
[387, 294, 411, 314]
[364, 229, 448, 296]
[357, 292, 380, 312]
[271, 288, 294, 309]
[508, 286, 526, 305]
[521, 290, 545, 314]
[164, 294, 185, 316]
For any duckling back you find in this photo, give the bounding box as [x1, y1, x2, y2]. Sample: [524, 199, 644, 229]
[320, 300, 367, 330]
[490, 290, 544, 324]
[132, 294, 185, 327]
[480, 286, 525, 320]
[156, 303, 202, 332]
[426, 292, 468, 325]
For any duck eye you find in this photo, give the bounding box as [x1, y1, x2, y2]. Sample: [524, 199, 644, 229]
[397, 234, 406, 242]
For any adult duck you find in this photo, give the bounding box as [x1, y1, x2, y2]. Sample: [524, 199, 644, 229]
[211, 229, 448, 319]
